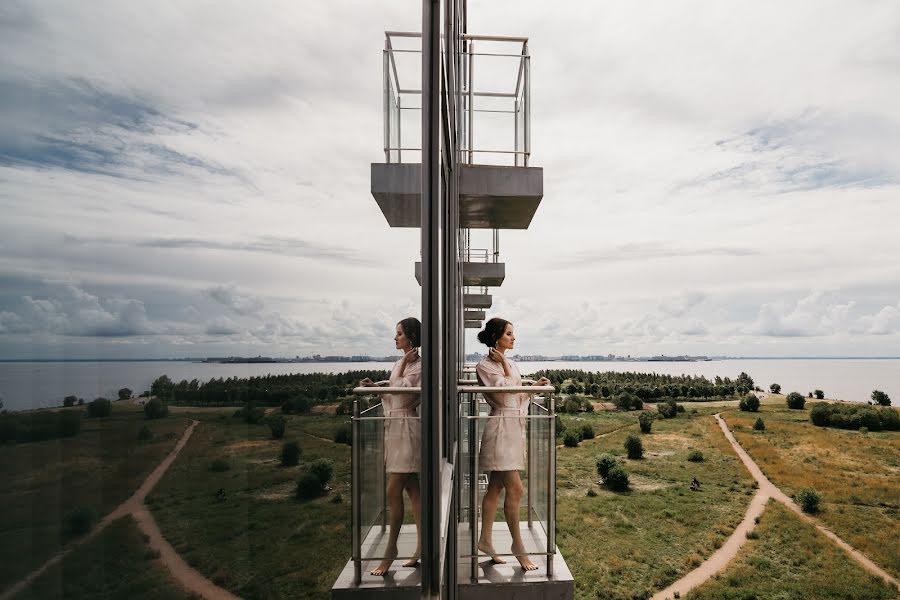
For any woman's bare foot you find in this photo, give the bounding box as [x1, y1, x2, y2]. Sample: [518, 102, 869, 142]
[370, 547, 398, 576]
[511, 542, 538, 571]
[477, 539, 506, 564]
[402, 548, 420, 568]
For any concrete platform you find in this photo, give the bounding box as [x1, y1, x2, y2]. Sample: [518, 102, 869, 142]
[464, 310, 486, 321]
[415, 262, 505, 287]
[463, 294, 492, 309]
[464, 320, 483, 329]
[331, 522, 574, 600]
[372, 163, 543, 229]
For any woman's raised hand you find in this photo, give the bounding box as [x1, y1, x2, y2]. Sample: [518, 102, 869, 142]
[487, 347, 505, 364]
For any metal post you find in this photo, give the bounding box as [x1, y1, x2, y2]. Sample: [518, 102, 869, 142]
[384, 42, 390, 164]
[467, 40, 474, 164]
[547, 392, 556, 578]
[469, 391, 477, 582]
[352, 399, 361, 584]
[524, 44, 530, 168]
[421, 1, 441, 595]
[527, 401, 534, 528]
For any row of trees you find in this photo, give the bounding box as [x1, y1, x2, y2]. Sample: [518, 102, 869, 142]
[150, 370, 390, 407]
[531, 369, 756, 402]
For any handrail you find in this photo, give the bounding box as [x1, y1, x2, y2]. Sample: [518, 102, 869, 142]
[458, 385, 553, 394]
[352, 386, 422, 395]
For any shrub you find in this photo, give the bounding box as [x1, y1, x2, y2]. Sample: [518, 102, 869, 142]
[58, 412, 82, 438]
[64, 507, 96, 536]
[237, 404, 264, 424]
[753, 418, 766, 431]
[118, 387, 133, 400]
[796, 488, 821, 513]
[334, 423, 352, 445]
[555, 415, 565, 437]
[739, 394, 760, 412]
[786, 392, 806, 410]
[209, 458, 230, 472]
[638, 411, 654, 433]
[296, 471, 324, 499]
[604, 465, 630, 491]
[563, 430, 580, 447]
[871, 390, 891, 406]
[810, 403, 830, 426]
[281, 441, 301, 466]
[814, 389, 824, 400]
[0, 411, 82, 443]
[614, 392, 643, 411]
[281, 400, 294, 414]
[86, 398, 112, 418]
[859, 426, 868, 435]
[586, 488, 597, 497]
[769, 383, 781, 394]
[880, 407, 900, 431]
[307, 458, 334, 486]
[657, 399, 678, 419]
[624, 434, 643, 459]
[63, 395, 77, 407]
[687, 450, 704, 462]
[580, 424, 595, 440]
[596, 454, 620, 480]
[143, 398, 169, 420]
[563, 397, 581, 414]
[137, 425, 153, 441]
[267, 415, 287, 439]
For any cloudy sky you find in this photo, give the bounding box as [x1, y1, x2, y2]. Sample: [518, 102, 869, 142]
[1, 0, 899, 359]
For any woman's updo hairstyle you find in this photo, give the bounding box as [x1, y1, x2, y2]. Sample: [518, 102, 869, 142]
[477, 317, 511, 348]
[397, 317, 421, 348]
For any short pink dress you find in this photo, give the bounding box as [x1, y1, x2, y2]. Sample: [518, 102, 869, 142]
[382, 356, 421, 473]
[476, 357, 530, 472]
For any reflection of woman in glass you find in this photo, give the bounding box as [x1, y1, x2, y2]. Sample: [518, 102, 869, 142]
[476, 317, 551, 571]
[359, 317, 422, 576]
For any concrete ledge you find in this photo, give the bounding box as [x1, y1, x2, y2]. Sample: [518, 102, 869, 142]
[463, 294, 492, 309]
[464, 310, 486, 321]
[372, 163, 543, 229]
[415, 262, 505, 287]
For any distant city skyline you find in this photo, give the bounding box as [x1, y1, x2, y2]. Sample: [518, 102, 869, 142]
[1, 1, 899, 359]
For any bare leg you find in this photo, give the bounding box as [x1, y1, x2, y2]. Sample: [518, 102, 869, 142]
[402, 474, 421, 567]
[477, 471, 506, 563]
[502, 471, 538, 571]
[371, 473, 404, 576]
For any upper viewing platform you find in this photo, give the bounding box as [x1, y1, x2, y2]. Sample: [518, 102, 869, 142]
[371, 32, 543, 230]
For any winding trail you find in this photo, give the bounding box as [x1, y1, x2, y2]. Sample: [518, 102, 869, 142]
[651, 413, 899, 600]
[1, 419, 241, 600]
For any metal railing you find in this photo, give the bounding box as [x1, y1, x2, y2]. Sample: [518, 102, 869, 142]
[350, 384, 422, 585]
[457, 384, 556, 581]
[383, 32, 531, 166]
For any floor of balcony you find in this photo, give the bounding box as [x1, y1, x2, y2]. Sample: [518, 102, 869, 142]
[331, 522, 574, 600]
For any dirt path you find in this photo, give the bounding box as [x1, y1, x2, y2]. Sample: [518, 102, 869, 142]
[1, 419, 241, 600]
[651, 413, 899, 600]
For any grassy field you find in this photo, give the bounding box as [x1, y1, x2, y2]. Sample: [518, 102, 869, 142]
[13, 515, 194, 600]
[0, 402, 190, 593]
[556, 410, 756, 600]
[686, 501, 898, 600]
[723, 403, 900, 579]
[147, 411, 352, 600]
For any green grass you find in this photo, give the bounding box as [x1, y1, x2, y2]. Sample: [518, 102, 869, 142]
[686, 501, 898, 600]
[724, 404, 900, 578]
[556, 412, 756, 600]
[147, 412, 352, 600]
[0, 402, 189, 592]
[13, 515, 193, 600]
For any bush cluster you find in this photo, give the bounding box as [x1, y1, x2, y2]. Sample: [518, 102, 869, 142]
[786, 392, 806, 410]
[86, 398, 112, 418]
[580, 424, 595, 440]
[687, 450, 704, 462]
[334, 423, 352, 445]
[624, 434, 643, 459]
[753, 418, 766, 431]
[280, 397, 311, 414]
[281, 441, 301, 466]
[143, 398, 169, 420]
[796, 488, 822, 513]
[638, 411, 654, 433]
[296, 458, 334, 499]
[563, 430, 580, 447]
[657, 399, 682, 419]
[739, 394, 760, 412]
[0, 411, 82, 443]
[614, 393, 644, 411]
[595, 453, 629, 491]
[810, 403, 899, 431]
[64, 507, 96, 536]
[234, 404, 264, 424]
[531, 369, 755, 402]
[267, 415, 287, 439]
[209, 458, 230, 472]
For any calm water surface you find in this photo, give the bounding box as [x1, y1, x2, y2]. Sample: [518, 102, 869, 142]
[0, 359, 897, 412]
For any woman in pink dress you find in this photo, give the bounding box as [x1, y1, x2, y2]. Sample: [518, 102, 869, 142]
[359, 317, 422, 576]
[475, 317, 551, 571]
